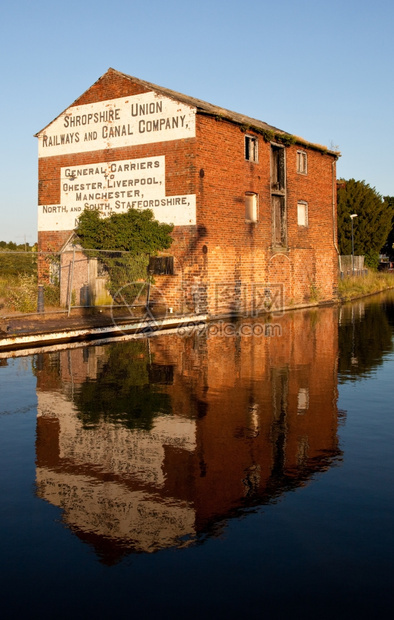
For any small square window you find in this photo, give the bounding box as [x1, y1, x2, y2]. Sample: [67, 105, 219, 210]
[297, 201, 308, 227]
[245, 136, 258, 162]
[148, 256, 174, 275]
[245, 192, 258, 222]
[297, 150, 307, 174]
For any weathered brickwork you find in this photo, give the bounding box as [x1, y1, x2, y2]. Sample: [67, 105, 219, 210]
[37, 68, 339, 314]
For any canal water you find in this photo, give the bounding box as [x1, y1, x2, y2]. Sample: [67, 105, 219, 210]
[1, 292, 394, 618]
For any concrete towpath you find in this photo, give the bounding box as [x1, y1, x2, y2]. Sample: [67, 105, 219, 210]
[0, 309, 207, 353]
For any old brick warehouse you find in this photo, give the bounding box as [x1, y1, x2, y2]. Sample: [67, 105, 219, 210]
[36, 68, 340, 315]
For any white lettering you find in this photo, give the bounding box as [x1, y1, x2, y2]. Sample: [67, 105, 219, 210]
[38, 92, 195, 157]
[38, 156, 196, 231]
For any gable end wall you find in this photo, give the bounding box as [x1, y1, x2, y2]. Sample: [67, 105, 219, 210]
[37, 71, 338, 313]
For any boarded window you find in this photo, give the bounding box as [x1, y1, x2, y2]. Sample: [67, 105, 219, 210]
[297, 150, 307, 174]
[245, 192, 258, 222]
[297, 201, 308, 227]
[148, 256, 174, 275]
[272, 195, 286, 246]
[245, 135, 258, 162]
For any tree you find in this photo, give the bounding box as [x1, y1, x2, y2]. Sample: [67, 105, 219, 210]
[337, 179, 394, 268]
[338, 301, 392, 381]
[381, 196, 394, 258]
[0, 241, 37, 277]
[73, 340, 172, 431]
[75, 208, 174, 297]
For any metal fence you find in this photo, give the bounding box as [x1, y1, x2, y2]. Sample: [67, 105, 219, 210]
[339, 255, 367, 278]
[1, 248, 286, 320]
[0, 248, 159, 318]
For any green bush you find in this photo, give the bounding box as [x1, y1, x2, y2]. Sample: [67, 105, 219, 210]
[43, 283, 60, 308]
[75, 208, 173, 296]
[364, 250, 379, 270]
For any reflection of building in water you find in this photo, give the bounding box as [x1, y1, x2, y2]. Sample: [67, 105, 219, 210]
[35, 307, 340, 562]
[36, 393, 196, 556]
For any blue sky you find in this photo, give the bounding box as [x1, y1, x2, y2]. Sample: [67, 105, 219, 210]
[1, 0, 393, 242]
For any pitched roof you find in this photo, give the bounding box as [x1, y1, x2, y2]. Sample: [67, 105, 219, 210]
[36, 67, 340, 156]
[105, 69, 339, 156]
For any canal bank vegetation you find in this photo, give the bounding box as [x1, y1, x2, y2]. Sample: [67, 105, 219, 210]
[0, 243, 60, 313]
[338, 271, 394, 301]
[0, 243, 37, 313]
[0, 273, 60, 314]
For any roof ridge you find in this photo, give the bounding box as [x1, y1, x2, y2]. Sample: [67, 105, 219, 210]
[35, 68, 340, 156]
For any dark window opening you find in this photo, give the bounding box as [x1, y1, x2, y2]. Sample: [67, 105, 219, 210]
[148, 256, 174, 275]
[148, 363, 174, 385]
[245, 135, 258, 162]
[271, 144, 287, 246]
[271, 145, 285, 191]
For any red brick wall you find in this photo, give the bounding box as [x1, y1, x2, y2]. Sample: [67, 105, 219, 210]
[190, 115, 338, 311]
[38, 70, 338, 312]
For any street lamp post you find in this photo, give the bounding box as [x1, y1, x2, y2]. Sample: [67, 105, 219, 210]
[350, 214, 358, 275]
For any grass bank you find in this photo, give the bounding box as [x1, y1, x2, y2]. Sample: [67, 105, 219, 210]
[2, 269, 394, 315]
[338, 271, 394, 302]
[0, 275, 60, 314]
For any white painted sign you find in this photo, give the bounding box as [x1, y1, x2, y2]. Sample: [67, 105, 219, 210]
[38, 156, 196, 231]
[37, 92, 196, 157]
